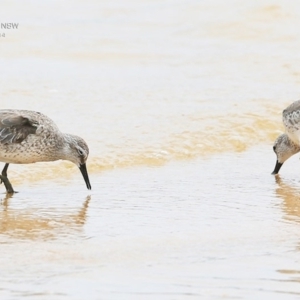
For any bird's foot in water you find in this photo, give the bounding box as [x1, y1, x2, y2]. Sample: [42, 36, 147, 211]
[0, 175, 15, 194]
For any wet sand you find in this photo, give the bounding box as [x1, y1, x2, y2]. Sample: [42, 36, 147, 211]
[0, 146, 300, 299]
[1, 0, 300, 298]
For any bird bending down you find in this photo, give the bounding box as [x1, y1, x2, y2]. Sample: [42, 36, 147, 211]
[0, 109, 91, 193]
[272, 100, 300, 174]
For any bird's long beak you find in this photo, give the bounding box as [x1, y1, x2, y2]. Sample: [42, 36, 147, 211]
[271, 160, 283, 175]
[79, 163, 92, 190]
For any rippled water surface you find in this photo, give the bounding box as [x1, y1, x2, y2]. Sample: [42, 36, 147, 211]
[1, 0, 300, 299]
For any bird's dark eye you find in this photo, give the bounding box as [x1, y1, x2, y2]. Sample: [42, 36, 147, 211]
[78, 149, 84, 156]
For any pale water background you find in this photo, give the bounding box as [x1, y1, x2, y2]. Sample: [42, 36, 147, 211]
[1, 1, 300, 299]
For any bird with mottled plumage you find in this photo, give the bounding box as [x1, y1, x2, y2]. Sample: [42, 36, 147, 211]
[0, 109, 91, 193]
[272, 100, 300, 175]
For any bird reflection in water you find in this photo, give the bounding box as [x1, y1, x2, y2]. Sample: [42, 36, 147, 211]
[274, 176, 300, 283]
[0, 195, 91, 239]
[274, 176, 300, 223]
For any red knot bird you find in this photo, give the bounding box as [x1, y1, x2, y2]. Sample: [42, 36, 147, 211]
[0, 109, 91, 193]
[272, 100, 300, 174]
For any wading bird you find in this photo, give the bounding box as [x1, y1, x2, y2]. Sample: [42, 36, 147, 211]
[272, 100, 300, 175]
[0, 109, 91, 193]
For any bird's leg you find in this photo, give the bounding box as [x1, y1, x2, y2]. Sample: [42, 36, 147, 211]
[2, 163, 9, 178]
[0, 163, 9, 183]
[0, 175, 14, 194]
[0, 164, 14, 194]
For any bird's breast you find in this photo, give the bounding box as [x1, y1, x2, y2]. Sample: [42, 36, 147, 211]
[0, 133, 64, 164]
[283, 111, 300, 145]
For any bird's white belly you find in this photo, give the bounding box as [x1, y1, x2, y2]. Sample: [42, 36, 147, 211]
[0, 143, 57, 164]
[0, 152, 45, 164]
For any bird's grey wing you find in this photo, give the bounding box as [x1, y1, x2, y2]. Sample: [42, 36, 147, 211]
[283, 100, 300, 116]
[0, 113, 38, 144]
[282, 100, 300, 131]
[281, 100, 300, 146]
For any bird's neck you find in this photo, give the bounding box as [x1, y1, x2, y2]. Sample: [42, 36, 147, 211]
[286, 134, 300, 153]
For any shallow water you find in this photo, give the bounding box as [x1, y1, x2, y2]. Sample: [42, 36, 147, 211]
[2, 149, 300, 299]
[1, 0, 300, 299]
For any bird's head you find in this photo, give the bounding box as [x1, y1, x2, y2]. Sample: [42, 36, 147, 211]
[272, 133, 300, 175]
[64, 134, 91, 189]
